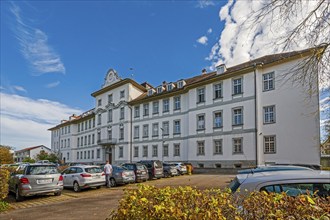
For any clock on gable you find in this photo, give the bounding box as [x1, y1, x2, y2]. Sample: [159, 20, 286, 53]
[102, 68, 120, 88]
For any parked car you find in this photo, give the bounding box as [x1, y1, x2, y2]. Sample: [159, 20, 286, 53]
[110, 165, 136, 187]
[61, 165, 105, 192]
[139, 160, 164, 180]
[172, 162, 187, 175]
[229, 170, 330, 197]
[163, 163, 178, 177]
[9, 163, 63, 201]
[238, 165, 313, 174]
[121, 163, 148, 182]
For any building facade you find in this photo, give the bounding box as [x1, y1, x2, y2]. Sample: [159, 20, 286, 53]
[49, 48, 321, 168]
[15, 145, 52, 162]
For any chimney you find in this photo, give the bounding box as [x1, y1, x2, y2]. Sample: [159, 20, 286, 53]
[202, 69, 207, 75]
[216, 64, 226, 74]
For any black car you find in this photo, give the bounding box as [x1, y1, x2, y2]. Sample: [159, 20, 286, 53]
[139, 160, 163, 180]
[163, 163, 178, 177]
[121, 163, 148, 182]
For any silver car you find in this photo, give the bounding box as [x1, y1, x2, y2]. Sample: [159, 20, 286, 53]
[229, 170, 330, 197]
[61, 165, 105, 192]
[110, 166, 136, 187]
[9, 164, 63, 202]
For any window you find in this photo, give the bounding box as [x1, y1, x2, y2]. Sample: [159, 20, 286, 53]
[134, 106, 140, 118]
[197, 114, 205, 130]
[88, 135, 91, 145]
[119, 127, 124, 140]
[163, 144, 169, 157]
[120, 107, 125, 119]
[153, 101, 159, 114]
[148, 89, 154, 96]
[78, 124, 80, 132]
[80, 151, 83, 159]
[197, 141, 205, 155]
[88, 151, 90, 159]
[197, 88, 205, 103]
[152, 145, 158, 157]
[108, 109, 112, 122]
[264, 105, 276, 124]
[77, 152, 79, 159]
[143, 103, 149, 116]
[134, 146, 139, 157]
[108, 129, 112, 140]
[98, 113, 102, 125]
[119, 146, 123, 158]
[108, 94, 113, 103]
[84, 151, 86, 159]
[143, 145, 148, 157]
[233, 107, 243, 125]
[214, 83, 222, 99]
[157, 86, 163, 93]
[92, 134, 95, 144]
[162, 121, 169, 135]
[152, 123, 159, 137]
[91, 150, 94, 159]
[97, 131, 101, 142]
[233, 78, 243, 95]
[233, 138, 243, 154]
[84, 136, 87, 145]
[263, 72, 275, 91]
[88, 120, 91, 129]
[81, 123, 83, 131]
[98, 99, 102, 106]
[93, 118, 95, 127]
[214, 111, 222, 128]
[264, 136, 276, 153]
[134, 126, 139, 138]
[120, 90, 125, 98]
[174, 144, 180, 156]
[214, 140, 223, 154]
[97, 149, 100, 159]
[167, 84, 173, 91]
[174, 96, 181, 110]
[85, 121, 87, 130]
[143, 124, 149, 137]
[77, 138, 80, 147]
[177, 81, 184, 88]
[163, 99, 169, 112]
[174, 120, 181, 134]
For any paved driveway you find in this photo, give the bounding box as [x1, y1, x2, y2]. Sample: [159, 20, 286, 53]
[1, 174, 235, 220]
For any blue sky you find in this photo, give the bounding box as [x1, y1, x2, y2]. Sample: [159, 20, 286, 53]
[1, 0, 329, 149]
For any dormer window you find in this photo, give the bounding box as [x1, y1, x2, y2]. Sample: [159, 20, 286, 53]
[216, 64, 226, 74]
[167, 83, 175, 91]
[148, 89, 154, 96]
[177, 80, 186, 89]
[157, 86, 164, 94]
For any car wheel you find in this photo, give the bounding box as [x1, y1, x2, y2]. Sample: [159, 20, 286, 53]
[73, 181, 81, 192]
[15, 186, 23, 202]
[110, 178, 116, 187]
[54, 191, 62, 196]
[96, 186, 101, 189]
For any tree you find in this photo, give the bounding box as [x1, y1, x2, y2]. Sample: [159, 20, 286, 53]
[22, 157, 35, 163]
[245, 0, 329, 96]
[47, 153, 60, 163]
[36, 150, 49, 161]
[0, 145, 14, 164]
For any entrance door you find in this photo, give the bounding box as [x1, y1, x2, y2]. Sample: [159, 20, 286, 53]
[108, 151, 112, 164]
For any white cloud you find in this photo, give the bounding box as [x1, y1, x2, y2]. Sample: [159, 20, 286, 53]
[0, 92, 81, 150]
[207, 28, 212, 34]
[45, 81, 60, 88]
[196, 0, 215, 9]
[10, 3, 65, 75]
[209, 1, 323, 66]
[197, 36, 208, 45]
[13, 85, 27, 93]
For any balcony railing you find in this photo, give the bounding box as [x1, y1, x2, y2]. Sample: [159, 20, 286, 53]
[97, 138, 117, 145]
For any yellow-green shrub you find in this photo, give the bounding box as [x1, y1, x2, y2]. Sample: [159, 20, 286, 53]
[0, 168, 10, 200]
[108, 185, 330, 220]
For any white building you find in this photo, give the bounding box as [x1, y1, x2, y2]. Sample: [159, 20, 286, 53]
[49, 48, 321, 168]
[15, 145, 52, 162]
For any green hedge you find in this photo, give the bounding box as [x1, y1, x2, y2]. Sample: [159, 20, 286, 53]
[108, 185, 330, 220]
[0, 168, 10, 200]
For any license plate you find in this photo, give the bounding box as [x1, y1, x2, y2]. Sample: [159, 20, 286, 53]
[142, 171, 146, 174]
[37, 179, 52, 184]
[93, 175, 101, 179]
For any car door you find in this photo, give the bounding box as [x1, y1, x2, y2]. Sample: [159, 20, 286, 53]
[62, 167, 76, 187]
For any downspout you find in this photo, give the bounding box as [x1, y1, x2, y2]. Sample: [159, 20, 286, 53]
[129, 105, 133, 163]
[253, 62, 264, 166]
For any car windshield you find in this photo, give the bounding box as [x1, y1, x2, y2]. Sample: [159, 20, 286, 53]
[85, 167, 102, 173]
[124, 164, 135, 170]
[136, 164, 145, 170]
[26, 166, 59, 175]
[154, 161, 162, 168]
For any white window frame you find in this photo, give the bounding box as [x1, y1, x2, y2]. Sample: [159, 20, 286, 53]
[163, 99, 169, 112]
[152, 145, 158, 157]
[162, 121, 169, 135]
[174, 144, 180, 156]
[264, 105, 276, 124]
[232, 78, 243, 95]
[134, 106, 140, 118]
[232, 107, 243, 126]
[134, 126, 139, 139]
[120, 107, 125, 119]
[173, 120, 181, 134]
[197, 88, 205, 103]
[174, 96, 181, 110]
[153, 101, 159, 114]
[233, 138, 243, 154]
[197, 114, 205, 130]
[134, 146, 139, 157]
[264, 135, 276, 154]
[119, 146, 123, 158]
[143, 103, 149, 116]
[163, 144, 169, 157]
[214, 139, 223, 154]
[143, 145, 148, 157]
[197, 141, 205, 156]
[143, 124, 149, 137]
[263, 72, 275, 91]
[214, 111, 223, 128]
[214, 83, 222, 99]
[120, 90, 125, 98]
[152, 123, 159, 137]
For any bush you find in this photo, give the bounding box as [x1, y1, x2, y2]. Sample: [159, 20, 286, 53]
[108, 185, 330, 220]
[0, 168, 10, 200]
[0, 201, 9, 213]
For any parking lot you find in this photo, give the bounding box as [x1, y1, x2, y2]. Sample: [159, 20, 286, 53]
[1, 173, 235, 220]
